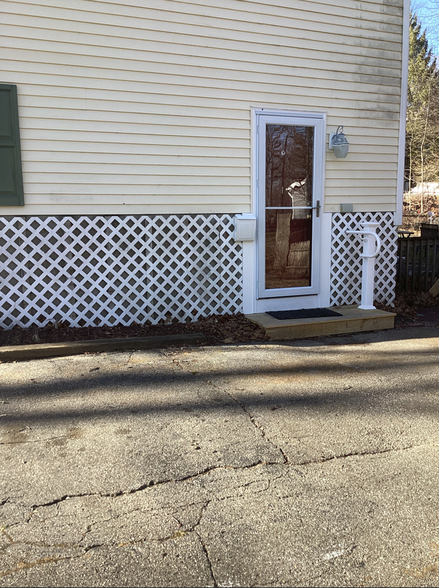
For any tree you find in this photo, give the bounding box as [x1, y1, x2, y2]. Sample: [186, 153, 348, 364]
[405, 12, 439, 212]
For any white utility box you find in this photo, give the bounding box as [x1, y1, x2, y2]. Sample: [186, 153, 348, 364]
[234, 214, 257, 242]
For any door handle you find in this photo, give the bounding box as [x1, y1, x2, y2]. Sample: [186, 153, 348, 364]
[312, 200, 320, 217]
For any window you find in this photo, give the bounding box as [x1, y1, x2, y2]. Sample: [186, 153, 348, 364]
[0, 84, 24, 206]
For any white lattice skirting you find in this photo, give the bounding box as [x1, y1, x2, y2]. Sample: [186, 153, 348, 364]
[0, 215, 243, 328]
[1, 212, 397, 329]
[330, 212, 398, 307]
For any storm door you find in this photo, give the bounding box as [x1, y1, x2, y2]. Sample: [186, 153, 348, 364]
[257, 114, 324, 299]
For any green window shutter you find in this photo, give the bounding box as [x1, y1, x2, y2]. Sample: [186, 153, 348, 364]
[0, 84, 24, 206]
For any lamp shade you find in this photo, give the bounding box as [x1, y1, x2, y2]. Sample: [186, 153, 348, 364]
[333, 142, 349, 158]
[331, 126, 349, 158]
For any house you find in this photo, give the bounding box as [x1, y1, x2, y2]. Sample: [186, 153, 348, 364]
[408, 183, 439, 197]
[0, 0, 409, 329]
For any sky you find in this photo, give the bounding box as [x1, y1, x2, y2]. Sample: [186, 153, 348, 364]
[412, 0, 439, 56]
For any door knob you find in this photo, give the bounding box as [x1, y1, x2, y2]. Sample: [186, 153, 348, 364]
[312, 200, 320, 217]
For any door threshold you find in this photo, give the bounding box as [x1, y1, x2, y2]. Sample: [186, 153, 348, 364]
[246, 305, 395, 340]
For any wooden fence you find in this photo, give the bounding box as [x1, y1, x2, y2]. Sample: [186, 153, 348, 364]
[396, 237, 439, 292]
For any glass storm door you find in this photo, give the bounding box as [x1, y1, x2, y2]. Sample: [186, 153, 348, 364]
[257, 114, 324, 299]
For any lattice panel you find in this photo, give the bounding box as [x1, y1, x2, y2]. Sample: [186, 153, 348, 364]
[0, 215, 243, 329]
[330, 212, 398, 307]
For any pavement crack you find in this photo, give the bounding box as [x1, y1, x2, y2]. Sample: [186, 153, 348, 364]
[171, 513, 183, 526]
[192, 501, 210, 530]
[161, 350, 288, 465]
[28, 463, 267, 512]
[30, 493, 92, 510]
[36, 443, 421, 509]
[155, 529, 191, 543]
[121, 466, 229, 495]
[299, 445, 419, 466]
[4, 539, 81, 549]
[195, 530, 217, 588]
[221, 384, 289, 464]
[123, 459, 283, 495]
[0, 554, 78, 580]
[1, 527, 14, 546]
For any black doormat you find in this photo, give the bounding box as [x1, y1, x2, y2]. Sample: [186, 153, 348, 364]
[267, 308, 343, 320]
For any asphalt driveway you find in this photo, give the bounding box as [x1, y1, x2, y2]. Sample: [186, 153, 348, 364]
[1, 326, 439, 587]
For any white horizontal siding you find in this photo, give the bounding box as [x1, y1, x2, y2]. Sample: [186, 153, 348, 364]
[1, 1, 403, 45]
[0, 0, 404, 214]
[2, 35, 403, 80]
[4, 67, 402, 113]
[1, 21, 403, 70]
[2, 54, 402, 100]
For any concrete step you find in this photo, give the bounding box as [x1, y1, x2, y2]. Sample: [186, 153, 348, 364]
[246, 305, 395, 341]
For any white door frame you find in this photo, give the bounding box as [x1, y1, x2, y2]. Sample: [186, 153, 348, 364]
[241, 108, 331, 315]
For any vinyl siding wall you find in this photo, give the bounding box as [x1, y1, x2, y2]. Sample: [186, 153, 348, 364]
[0, 0, 404, 215]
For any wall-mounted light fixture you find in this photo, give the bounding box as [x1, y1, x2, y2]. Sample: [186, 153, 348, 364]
[329, 126, 349, 158]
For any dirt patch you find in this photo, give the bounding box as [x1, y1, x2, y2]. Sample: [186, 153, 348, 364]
[394, 305, 439, 328]
[376, 292, 439, 329]
[0, 313, 269, 348]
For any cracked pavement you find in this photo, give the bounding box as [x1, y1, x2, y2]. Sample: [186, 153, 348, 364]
[1, 326, 439, 586]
